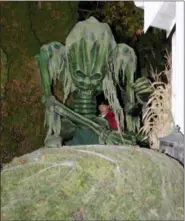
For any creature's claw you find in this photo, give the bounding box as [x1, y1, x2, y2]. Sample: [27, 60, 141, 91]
[44, 135, 62, 148]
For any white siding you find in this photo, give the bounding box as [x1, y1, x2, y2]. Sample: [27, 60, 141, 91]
[171, 2, 184, 134]
[144, 2, 163, 32]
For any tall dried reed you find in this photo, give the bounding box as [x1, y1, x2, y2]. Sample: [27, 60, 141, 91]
[140, 53, 174, 150]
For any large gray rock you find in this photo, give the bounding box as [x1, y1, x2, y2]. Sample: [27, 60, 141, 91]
[1, 145, 184, 220]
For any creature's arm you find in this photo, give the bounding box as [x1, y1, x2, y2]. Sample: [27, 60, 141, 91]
[111, 43, 140, 133]
[35, 42, 76, 142]
[111, 44, 153, 133]
[46, 96, 135, 145]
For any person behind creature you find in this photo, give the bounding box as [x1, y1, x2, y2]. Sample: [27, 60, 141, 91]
[99, 101, 118, 130]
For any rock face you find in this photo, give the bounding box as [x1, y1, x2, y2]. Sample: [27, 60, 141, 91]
[1, 145, 184, 220]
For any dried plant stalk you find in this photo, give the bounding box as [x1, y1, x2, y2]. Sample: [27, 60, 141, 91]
[140, 53, 174, 150]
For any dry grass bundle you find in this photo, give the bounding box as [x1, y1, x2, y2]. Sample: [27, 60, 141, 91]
[140, 53, 174, 150]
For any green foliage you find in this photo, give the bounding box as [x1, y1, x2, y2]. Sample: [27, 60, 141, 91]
[100, 1, 143, 40]
[1, 146, 183, 220]
[135, 28, 171, 77]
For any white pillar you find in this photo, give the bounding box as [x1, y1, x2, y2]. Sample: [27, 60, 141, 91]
[171, 31, 176, 128]
[172, 2, 184, 134]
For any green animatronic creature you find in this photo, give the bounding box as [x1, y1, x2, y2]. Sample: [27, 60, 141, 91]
[35, 17, 152, 147]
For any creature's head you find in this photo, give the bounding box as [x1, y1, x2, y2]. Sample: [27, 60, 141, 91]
[45, 16, 137, 132]
[65, 17, 116, 92]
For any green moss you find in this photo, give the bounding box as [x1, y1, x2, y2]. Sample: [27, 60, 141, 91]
[135, 28, 171, 77]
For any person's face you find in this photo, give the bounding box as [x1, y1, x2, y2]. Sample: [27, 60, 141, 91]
[99, 104, 109, 114]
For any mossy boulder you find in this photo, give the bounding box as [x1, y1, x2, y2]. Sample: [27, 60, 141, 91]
[1, 145, 183, 220]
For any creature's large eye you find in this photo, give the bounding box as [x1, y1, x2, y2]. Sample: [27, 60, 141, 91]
[91, 73, 102, 80]
[53, 43, 61, 49]
[75, 70, 86, 79]
[123, 47, 130, 55]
